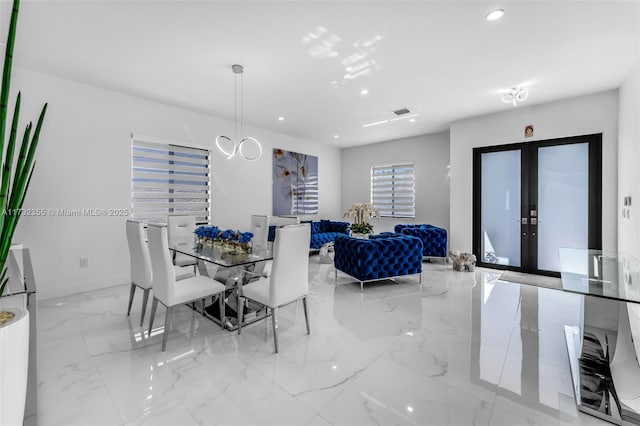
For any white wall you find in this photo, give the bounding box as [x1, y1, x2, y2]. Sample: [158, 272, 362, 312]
[618, 59, 640, 258]
[341, 132, 450, 234]
[450, 90, 619, 253]
[11, 67, 342, 300]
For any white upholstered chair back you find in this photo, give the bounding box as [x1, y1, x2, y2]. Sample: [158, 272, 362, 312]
[167, 215, 195, 246]
[250, 215, 269, 249]
[147, 224, 176, 305]
[126, 220, 152, 289]
[167, 215, 197, 268]
[268, 224, 310, 305]
[269, 216, 300, 227]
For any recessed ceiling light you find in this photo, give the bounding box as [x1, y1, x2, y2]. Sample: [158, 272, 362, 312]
[277, 116, 284, 121]
[486, 9, 504, 21]
[409, 118, 416, 123]
[360, 89, 369, 95]
[333, 134, 340, 139]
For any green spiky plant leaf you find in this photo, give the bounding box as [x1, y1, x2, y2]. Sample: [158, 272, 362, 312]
[0, 0, 47, 299]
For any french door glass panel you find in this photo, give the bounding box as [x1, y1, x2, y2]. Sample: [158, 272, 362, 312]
[481, 150, 521, 267]
[537, 143, 589, 272]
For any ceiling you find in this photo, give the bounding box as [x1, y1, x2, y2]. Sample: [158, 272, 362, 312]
[7, 0, 640, 148]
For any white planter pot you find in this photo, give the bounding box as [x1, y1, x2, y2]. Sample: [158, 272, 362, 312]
[351, 233, 371, 239]
[0, 308, 29, 426]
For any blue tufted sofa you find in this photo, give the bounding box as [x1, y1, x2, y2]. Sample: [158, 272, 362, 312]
[334, 233, 423, 291]
[269, 219, 350, 250]
[394, 224, 448, 260]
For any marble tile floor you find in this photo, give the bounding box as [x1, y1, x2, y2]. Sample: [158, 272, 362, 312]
[35, 257, 610, 426]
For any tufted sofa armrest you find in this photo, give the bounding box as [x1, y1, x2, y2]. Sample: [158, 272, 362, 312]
[271, 220, 352, 248]
[370, 232, 403, 239]
[320, 220, 350, 234]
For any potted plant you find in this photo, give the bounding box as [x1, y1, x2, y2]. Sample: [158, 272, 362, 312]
[0, 0, 48, 424]
[343, 202, 380, 238]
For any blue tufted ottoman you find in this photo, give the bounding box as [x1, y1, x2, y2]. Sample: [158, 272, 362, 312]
[333, 234, 423, 291]
[394, 224, 448, 262]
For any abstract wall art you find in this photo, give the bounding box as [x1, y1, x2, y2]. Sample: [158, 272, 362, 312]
[272, 148, 318, 215]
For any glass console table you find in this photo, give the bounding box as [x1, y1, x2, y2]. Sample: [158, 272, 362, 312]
[559, 248, 640, 425]
[170, 242, 273, 331]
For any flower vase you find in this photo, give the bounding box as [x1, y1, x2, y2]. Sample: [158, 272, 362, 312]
[351, 233, 370, 239]
[0, 308, 29, 426]
[225, 241, 240, 253]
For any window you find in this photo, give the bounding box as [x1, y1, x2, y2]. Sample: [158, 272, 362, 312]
[131, 135, 210, 224]
[371, 162, 415, 218]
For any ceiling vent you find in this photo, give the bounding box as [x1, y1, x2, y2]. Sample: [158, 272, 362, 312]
[393, 108, 411, 116]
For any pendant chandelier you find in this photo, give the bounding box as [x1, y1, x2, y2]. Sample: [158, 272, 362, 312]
[501, 86, 528, 106]
[215, 64, 263, 161]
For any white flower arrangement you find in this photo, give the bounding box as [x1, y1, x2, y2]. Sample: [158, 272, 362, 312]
[343, 202, 380, 234]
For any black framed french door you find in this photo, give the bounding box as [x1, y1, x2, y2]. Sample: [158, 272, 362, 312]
[472, 134, 602, 276]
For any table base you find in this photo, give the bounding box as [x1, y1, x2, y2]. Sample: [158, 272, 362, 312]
[201, 297, 270, 331]
[564, 300, 640, 425]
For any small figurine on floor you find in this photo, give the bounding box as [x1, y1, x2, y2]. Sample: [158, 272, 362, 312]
[449, 250, 477, 272]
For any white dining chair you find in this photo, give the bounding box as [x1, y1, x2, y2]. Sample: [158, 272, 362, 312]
[167, 214, 198, 273]
[125, 220, 195, 326]
[250, 214, 272, 277]
[146, 223, 226, 351]
[238, 223, 311, 353]
[251, 215, 269, 249]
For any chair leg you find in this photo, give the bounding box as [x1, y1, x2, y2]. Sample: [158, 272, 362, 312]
[126, 283, 136, 316]
[219, 294, 226, 329]
[302, 297, 310, 335]
[360, 281, 364, 292]
[162, 306, 173, 352]
[148, 297, 159, 337]
[272, 307, 279, 353]
[140, 288, 151, 327]
[201, 299, 207, 316]
[237, 296, 244, 335]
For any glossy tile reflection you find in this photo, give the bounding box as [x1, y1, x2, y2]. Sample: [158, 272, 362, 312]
[36, 259, 609, 425]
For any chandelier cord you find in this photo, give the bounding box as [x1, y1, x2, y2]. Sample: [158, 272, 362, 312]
[240, 70, 244, 136]
[215, 64, 262, 161]
[234, 71, 238, 137]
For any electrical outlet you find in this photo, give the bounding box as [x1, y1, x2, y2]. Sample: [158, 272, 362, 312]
[80, 257, 89, 268]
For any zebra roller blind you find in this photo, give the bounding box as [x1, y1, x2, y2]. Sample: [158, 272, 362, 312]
[131, 135, 211, 224]
[371, 162, 415, 218]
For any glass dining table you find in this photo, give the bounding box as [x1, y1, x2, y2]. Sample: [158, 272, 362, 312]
[170, 241, 273, 331]
[559, 248, 640, 425]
